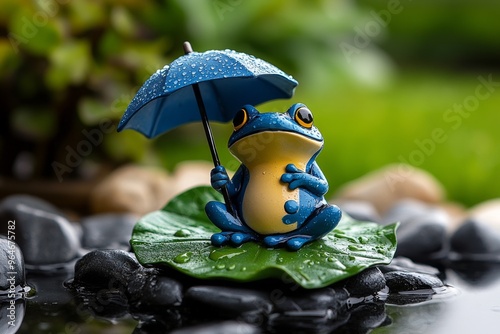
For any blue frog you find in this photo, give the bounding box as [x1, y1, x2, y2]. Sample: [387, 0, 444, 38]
[205, 103, 342, 250]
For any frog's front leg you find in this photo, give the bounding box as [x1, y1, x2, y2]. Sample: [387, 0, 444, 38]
[263, 204, 342, 250]
[280, 163, 328, 197]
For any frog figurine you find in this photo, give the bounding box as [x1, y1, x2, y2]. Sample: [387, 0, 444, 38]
[205, 103, 342, 251]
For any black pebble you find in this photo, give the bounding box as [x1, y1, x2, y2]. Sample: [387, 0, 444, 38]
[384, 200, 449, 261]
[184, 286, 272, 319]
[450, 218, 500, 255]
[385, 271, 443, 293]
[342, 267, 386, 297]
[73, 249, 143, 291]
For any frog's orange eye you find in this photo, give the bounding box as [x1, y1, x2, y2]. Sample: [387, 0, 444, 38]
[295, 107, 313, 128]
[233, 108, 248, 131]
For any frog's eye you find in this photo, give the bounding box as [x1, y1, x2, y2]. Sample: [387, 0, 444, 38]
[233, 108, 248, 131]
[295, 107, 313, 128]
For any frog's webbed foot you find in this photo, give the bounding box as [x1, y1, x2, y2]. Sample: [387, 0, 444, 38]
[205, 201, 257, 247]
[264, 204, 342, 251]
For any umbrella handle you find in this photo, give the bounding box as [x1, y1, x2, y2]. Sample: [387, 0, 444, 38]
[191, 82, 237, 217]
[185, 41, 236, 217]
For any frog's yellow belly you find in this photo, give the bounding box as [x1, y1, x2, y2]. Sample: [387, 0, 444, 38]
[230, 131, 323, 235]
[241, 163, 299, 235]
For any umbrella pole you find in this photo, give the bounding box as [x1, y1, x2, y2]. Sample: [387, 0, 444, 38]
[184, 42, 236, 216]
[192, 83, 236, 216]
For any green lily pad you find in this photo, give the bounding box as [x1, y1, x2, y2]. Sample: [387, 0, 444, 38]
[131, 186, 398, 289]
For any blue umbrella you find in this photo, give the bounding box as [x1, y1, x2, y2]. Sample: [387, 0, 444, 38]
[118, 42, 298, 214]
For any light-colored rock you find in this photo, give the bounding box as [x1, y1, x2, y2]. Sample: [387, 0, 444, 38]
[468, 199, 500, 232]
[90, 164, 172, 215]
[170, 161, 213, 195]
[333, 164, 445, 214]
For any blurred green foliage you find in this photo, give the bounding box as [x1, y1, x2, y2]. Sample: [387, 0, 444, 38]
[1, 0, 499, 206]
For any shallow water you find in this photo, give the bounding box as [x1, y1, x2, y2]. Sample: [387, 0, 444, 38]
[8, 263, 500, 333]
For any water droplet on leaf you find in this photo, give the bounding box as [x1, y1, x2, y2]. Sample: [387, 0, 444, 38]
[174, 252, 192, 264]
[209, 248, 246, 261]
[174, 229, 191, 237]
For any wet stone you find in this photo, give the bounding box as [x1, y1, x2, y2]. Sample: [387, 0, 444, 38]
[450, 218, 500, 256]
[129, 274, 183, 313]
[384, 200, 449, 261]
[170, 321, 261, 334]
[184, 286, 272, 319]
[378, 256, 440, 276]
[0, 237, 25, 294]
[0, 195, 65, 235]
[0, 196, 81, 266]
[73, 249, 143, 292]
[342, 267, 386, 297]
[81, 213, 138, 250]
[384, 271, 444, 293]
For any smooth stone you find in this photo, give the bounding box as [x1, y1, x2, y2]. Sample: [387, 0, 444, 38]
[450, 218, 500, 255]
[335, 200, 381, 223]
[385, 271, 443, 293]
[184, 286, 272, 318]
[272, 287, 347, 312]
[378, 257, 440, 276]
[73, 249, 143, 291]
[0, 198, 81, 266]
[90, 164, 172, 215]
[334, 164, 445, 214]
[0, 299, 25, 334]
[129, 275, 183, 312]
[0, 237, 25, 293]
[81, 213, 138, 250]
[384, 200, 449, 261]
[0, 194, 65, 236]
[342, 267, 386, 297]
[268, 309, 348, 334]
[170, 321, 261, 334]
[468, 198, 500, 230]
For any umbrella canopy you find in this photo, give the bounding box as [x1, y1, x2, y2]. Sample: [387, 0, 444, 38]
[118, 47, 298, 138]
[118, 42, 297, 215]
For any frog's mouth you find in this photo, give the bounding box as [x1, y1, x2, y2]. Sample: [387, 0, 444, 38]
[229, 130, 323, 166]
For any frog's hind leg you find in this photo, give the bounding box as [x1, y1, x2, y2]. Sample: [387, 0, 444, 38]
[263, 204, 342, 251]
[205, 201, 257, 247]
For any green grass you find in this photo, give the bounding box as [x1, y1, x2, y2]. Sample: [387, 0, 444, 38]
[154, 69, 500, 207]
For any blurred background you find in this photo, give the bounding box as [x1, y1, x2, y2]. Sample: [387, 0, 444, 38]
[0, 0, 499, 209]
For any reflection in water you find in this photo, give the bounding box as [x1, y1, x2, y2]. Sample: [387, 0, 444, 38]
[0, 299, 26, 334]
[11, 264, 500, 333]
